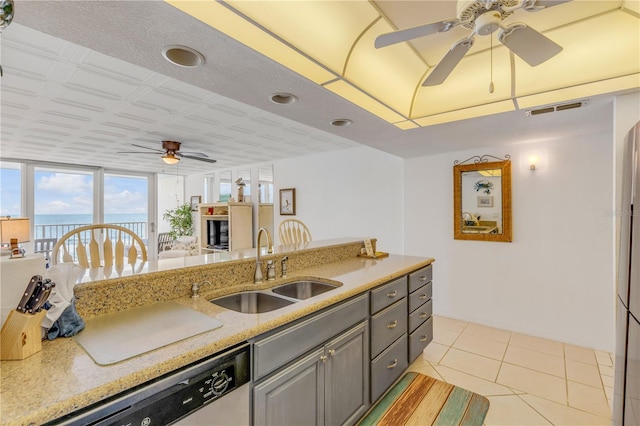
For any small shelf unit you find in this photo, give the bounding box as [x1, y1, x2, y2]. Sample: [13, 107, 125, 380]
[198, 202, 253, 252]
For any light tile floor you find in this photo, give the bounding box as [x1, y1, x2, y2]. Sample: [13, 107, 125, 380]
[407, 315, 613, 425]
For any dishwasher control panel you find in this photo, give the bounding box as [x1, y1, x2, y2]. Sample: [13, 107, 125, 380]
[47, 343, 250, 426]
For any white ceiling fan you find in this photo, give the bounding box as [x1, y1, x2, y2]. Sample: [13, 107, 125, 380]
[375, 0, 570, 86]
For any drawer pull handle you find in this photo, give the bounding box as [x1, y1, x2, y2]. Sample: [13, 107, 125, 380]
[420, 335, 428, 342]
[387, 320, 398, 329]
[419, 294, 428, 300]
[328, 349, 336, 357]
[387, 290, 398, 298]
[387, 359, 398, 369]
[419, 312, 428, 319]
[420, 275, 428, 281]
[320, 355, 328, 363]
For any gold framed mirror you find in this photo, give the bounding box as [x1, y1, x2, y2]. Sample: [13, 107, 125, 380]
[453, 156, 512, 242]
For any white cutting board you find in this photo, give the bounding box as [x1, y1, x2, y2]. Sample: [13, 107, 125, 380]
[75, 300, 223, 365]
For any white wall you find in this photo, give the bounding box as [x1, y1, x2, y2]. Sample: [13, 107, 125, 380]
[404, 132, 615, 351]
[274, 146, 404, 254]
[157, 173, 186, 234]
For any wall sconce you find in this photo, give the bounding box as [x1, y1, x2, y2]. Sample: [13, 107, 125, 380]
[0, 217, 31, 258]
[529, 155, 539, 171]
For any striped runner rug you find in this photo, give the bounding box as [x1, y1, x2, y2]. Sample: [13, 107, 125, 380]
[358, 372, 490, 426]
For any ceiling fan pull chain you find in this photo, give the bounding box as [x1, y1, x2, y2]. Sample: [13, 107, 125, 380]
[489, 33, 495, 93]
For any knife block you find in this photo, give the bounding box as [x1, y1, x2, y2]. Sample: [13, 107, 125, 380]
[1, 310, 46, 361]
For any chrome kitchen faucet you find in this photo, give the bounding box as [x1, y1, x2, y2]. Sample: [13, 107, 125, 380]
[254, 227, 273, 284]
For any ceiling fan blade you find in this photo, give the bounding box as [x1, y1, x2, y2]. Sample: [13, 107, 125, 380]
[523, 0, 572, 11]
[422, 38, 474, 87]
[375, 19, 460, 49]
[116, 151, 161, 154]
[130, 143, 164, 153]
[180, 151, 208, 157]
[179, 154, 217, 164]
[498, 24, 562, 67]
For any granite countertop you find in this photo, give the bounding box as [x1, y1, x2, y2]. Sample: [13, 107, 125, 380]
[0, 253, 433, 426]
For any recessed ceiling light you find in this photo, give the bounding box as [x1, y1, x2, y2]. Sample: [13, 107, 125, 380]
[270, 93, 297, 105]
[162, 45, 205, 68]
[331, 119, 352, 127]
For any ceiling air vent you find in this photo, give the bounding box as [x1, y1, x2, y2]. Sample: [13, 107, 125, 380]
[526, 100, 587, 117]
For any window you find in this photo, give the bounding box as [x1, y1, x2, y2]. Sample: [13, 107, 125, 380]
[33, 167, 94, 240]
[219, 171, 232, 202]
[0, 162, 22, 217]
[104, 173, 148, 242]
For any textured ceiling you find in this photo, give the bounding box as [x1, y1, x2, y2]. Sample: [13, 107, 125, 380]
[1, 1, 636, 175]
[0, 22, 359, 174]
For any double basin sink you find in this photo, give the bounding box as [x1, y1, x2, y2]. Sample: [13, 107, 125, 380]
[211, 280, 340, 314]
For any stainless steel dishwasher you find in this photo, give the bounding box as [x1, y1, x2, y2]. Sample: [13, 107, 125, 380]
[48, 343, 250, 426]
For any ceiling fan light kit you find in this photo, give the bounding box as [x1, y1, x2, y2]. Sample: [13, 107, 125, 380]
[162, 153, 180, 165]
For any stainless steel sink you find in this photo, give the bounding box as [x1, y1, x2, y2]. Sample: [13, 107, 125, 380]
[211, 292, 295, 314]
[272, 280, 339, 300]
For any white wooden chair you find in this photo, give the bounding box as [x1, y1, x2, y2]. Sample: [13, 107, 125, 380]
[34, 237, 58, 260]
[51, 224, 147, 271]
[278, 219, 312, 245]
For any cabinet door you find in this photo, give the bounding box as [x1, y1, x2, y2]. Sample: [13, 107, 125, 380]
[253, 348, 325, 426]
[325, 321, 370, 426]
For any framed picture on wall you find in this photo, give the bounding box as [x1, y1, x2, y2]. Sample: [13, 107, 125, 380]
[477, 196, 493, 207]
[190, 195, 201, 211]
[279, 188, 296, 215]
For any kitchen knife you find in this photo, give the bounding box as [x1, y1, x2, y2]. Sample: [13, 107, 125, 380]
[25, 279, 51, 314]
[31, 280, 55, 313]
[16, 275, 42, 313]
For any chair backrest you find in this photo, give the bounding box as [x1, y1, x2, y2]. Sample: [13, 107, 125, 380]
[34, 238, 58, 260]
[278, 219, 312, 245]
[51, 224, 147, 269]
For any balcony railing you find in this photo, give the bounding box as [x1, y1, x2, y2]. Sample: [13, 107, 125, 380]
[33, 222, 147, 261]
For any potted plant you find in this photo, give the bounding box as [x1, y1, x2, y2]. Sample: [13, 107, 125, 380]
[163, 202, 193, 239]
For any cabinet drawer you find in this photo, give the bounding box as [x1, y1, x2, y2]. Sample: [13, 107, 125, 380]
[408, 282, 432, 313]
[252, 293, 368, 380]
[371, 334, 408, 402]
[371, 298, 408, 358]
[408, 265, 432, 293]
[370, 277, 407, 314]
[409, 299, 432, 333]
[409, 316, 433, 362]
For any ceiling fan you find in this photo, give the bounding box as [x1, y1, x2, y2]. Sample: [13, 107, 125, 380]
[375, 0, 569, 86]
[118, 141, 217, 165]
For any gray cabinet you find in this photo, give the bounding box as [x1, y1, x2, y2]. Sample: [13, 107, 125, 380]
[252, 295, 370, 426]
[325, 322, 370, 426]
[408, 264, 433, 362]
[369, 277, 409, 402]
[253, 348, 325, 426]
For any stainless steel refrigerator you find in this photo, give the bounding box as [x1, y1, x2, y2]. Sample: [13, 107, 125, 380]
[614, 121, 640, 425]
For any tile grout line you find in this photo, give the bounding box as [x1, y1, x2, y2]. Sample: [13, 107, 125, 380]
[563, 343, 570, 409]
[492, 329, 512, 384]
[595, 353, 613, 413]
[514, 392, 554, 425]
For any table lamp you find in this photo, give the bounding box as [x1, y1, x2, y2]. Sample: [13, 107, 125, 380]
[0, 217, 31, 259]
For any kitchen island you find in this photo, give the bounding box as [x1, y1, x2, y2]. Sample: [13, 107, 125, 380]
[0, 238, 433, 425]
